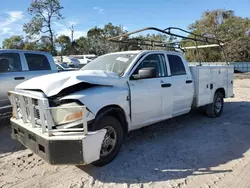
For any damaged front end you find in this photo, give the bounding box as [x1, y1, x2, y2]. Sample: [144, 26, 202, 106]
[8, 90, 106, 165]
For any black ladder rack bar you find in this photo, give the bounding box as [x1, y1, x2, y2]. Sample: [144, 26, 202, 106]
[108, 27, 224, 45]
[107, 26, 227, 64]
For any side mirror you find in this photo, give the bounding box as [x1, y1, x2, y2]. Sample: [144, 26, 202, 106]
[138, 67, 156, 79]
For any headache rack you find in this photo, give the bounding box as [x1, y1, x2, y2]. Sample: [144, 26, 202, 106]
[8, 91, 88, 137]
[108, 26, 228, 65]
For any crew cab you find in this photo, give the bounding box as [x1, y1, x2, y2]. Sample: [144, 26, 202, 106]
[0, 50, 58, 117]
[8, 50, 234, 166]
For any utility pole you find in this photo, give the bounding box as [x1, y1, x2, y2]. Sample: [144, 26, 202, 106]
[69, 25, 75, 55]
[69, 25, 74, 43]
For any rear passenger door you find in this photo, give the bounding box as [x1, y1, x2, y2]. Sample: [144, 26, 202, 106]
[23, 53, 57, 80]
[167, 54, 194, 116]
[0, 53, 28, 110]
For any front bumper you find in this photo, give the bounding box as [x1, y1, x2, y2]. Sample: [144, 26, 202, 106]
[11, 118, 106, 165]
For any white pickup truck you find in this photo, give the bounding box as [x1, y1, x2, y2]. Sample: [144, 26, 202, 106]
[8, 50, 234, 166]
[0, 50, 58, 117]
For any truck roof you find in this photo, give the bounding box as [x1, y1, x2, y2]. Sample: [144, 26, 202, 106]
[107, 50, 182, 56]
[107, 50, 143, 55]
[0, 49, 51, 55]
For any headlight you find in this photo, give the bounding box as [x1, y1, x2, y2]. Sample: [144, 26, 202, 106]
[51, 102, 89, 125]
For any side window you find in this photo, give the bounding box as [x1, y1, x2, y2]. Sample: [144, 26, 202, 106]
[132, 54, 167, 79]
[25, 54, 51, 71]
[0, 53, 22, 73]
[167, 55, 186, 76]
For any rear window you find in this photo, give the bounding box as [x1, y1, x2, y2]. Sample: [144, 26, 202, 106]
[167, 55, 186, 76]
[0, 53, 22, 73]
[25, 54, 51, 71]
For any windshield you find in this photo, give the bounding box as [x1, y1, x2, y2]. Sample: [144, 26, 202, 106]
[81, 53, 137, 76]
[70, 58, 80, 63]
[61, 63, 70, 68]
[88, 56, 96, 60]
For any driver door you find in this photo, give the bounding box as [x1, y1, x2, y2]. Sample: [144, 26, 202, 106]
[128, 53, 171, 128]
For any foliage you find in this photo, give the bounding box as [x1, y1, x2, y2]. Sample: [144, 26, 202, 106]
[86, 23, 127, 55]
[2, 36, 25, 49]
[55, 35, 71, 55]
[185, 9, 250, 62]
[23, 42, 39, 50]
[74, 37, 90, 54]
[23, 0, 63, 54]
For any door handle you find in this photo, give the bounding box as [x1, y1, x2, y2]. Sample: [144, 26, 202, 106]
[210, 84, 213, 90]
[186, 80, 193, 84]
[161, 83, 171, 88]
[14, 77, 25, 80]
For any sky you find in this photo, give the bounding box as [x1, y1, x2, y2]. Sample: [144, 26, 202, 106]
[0, 0, 249, 46]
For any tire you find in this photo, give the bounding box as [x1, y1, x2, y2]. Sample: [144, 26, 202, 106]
[91, 115, 124, 167]
[206, 92, 224, 118]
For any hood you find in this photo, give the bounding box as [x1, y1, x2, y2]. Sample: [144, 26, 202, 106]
[16, 70, 126, 97]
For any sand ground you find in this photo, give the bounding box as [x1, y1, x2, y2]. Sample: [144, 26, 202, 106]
[1, 77, 250, 188]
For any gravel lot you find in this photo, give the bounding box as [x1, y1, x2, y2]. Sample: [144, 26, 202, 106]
[1, 77, 250, 188]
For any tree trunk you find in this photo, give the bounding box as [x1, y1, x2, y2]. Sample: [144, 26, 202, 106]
[48, 18, 54, 53]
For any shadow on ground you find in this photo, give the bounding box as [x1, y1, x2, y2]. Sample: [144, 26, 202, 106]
[1, 101, 250, 184]
[78, 101, 250, 184]
[0, 118, 25, 156]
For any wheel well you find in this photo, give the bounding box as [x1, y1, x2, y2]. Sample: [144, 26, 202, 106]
[215, 88, 226, 98]
[95, 105, 128, 136]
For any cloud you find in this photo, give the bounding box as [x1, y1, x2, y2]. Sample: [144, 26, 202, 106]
[53, 21, 64, 28]
[0, 11, 24, 28]
[123, 26, 128, 31]
[68, 21, 78, 26]
[54, 21, 79, 29]
[0, 27, 14, 35]
[57, 29, 87, 39]
[54, 21, 87, 39]
[0, 11, 25, 45]
[0, 11, 86, 46]
[93, 7, 105, 15]
[8, 11, 24, 20]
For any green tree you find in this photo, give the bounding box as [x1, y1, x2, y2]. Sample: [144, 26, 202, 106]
[35, 36, 54, 52]
[75, 36, 90, 54]
[56, 35, 71, 55]
[87, 27, 107, 55]
[23, 0, 63, 54]
[87, 23, 127, 55]
[2, 36, 25, 49]
[24, 41, 39, 50]
[186, 9, 250, 62]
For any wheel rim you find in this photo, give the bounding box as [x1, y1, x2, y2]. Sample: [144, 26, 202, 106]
[100, 126, 117, 157]
[215, 97, 222, 113]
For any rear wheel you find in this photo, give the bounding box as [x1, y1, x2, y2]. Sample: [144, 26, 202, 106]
[91, 116, 124, 167]
[206, 92, 224, 117]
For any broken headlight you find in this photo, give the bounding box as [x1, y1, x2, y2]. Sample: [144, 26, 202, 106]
[51, 102, 90, 125]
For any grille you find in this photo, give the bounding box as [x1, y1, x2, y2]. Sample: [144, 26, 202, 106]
[10, 91, 88, 136]
[32, 99, 41, 120]
[14, 95, 46, 126]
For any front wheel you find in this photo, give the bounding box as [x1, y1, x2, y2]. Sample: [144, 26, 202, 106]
[91, 116, 124, 167]
[205, 92, 224, 117]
